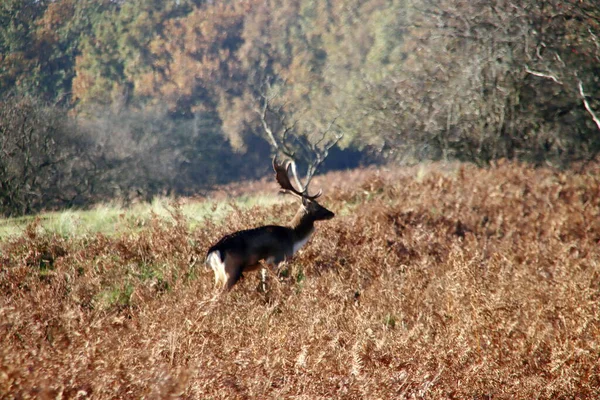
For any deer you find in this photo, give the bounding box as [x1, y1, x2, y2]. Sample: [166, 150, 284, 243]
[205, 156, 335, 291]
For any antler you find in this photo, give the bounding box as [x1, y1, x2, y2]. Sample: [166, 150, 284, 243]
[272, 156, 322, 200]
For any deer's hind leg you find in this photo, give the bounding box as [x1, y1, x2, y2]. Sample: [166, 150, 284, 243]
[223, 255, 245, 291]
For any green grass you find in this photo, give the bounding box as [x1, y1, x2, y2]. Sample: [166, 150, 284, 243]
[94, 283, 135, 310]
[0, 194, 283, 241]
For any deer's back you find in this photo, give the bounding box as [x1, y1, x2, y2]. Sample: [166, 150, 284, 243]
[207, 225, 294, 264]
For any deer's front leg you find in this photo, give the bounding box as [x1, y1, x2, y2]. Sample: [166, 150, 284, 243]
[260, 253, 286, 292]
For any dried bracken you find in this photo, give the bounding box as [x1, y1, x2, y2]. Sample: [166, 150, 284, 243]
[1, 162, 599, 398]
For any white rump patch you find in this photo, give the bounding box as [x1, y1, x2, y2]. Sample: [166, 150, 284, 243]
[206, 250, 227, 289]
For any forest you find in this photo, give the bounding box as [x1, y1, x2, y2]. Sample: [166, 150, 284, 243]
[1, 0, 600, 215]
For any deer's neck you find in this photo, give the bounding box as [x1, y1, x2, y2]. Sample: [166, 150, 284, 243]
[288, 207, 315, 254]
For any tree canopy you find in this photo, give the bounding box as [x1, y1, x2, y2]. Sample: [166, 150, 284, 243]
[1, 0, 599, 215]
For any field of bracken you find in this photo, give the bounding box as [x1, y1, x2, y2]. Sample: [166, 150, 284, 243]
[1, 162, 599, 399]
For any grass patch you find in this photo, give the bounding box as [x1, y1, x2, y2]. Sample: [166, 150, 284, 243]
[94, 283, 134, 311]
[0, 194, 282, 240]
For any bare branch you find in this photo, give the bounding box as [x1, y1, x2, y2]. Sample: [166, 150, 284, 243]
[313, 116, 339, 148]
[589, 28, 600, 51]
[255, 77, 343, 194]
[578, 80, 600, 131]
[256, 83, 280, 150]
[554, 53, 566, 68]
[524, 65, 562, 84]
[303, 128, 343, 190]
[255, 80, 301, 161]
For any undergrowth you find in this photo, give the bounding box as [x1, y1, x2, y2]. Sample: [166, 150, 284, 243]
[1, 162, 599, 398]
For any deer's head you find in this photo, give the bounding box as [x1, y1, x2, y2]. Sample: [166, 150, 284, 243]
[273, 157, 334, 221]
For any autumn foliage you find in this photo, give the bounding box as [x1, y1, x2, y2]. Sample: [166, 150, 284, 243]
[1, 162, 599, 398]
[2, 0, 600, 216]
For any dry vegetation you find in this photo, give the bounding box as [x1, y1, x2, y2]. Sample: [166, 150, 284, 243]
[1, 162, 599, 399]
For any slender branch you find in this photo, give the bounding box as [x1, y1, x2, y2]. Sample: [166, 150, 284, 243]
[278, 114, 298, 158]
[255, 77, 343, 193]
[313, 116, 339, 148]
[524, 65, 562, 84]
[589, 28, 600, 51]
[554, 53, 566, 68]
[257, 95, 280, 150]
[578, 80, 600, 131]
[303, 130, 343, 189]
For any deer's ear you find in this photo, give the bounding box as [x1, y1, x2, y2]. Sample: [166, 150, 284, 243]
[302, 197, 309, 207]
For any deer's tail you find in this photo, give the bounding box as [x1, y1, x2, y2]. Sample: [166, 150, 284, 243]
[206, 250, 227, 288]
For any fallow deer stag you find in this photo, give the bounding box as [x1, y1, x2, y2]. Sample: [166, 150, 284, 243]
[206, 157, 334, 291]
